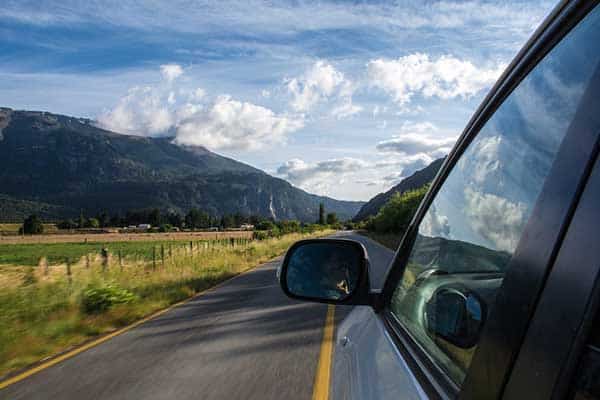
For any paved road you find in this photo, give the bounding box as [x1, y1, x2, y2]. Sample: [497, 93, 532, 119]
[1, 232, 394, 400]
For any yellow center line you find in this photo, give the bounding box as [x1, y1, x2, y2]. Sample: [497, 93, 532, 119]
[312, 304, 335, 400]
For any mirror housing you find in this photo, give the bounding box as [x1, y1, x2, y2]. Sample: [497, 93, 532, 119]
[279, 239, 372, 305]
[424, 287, 486, 349]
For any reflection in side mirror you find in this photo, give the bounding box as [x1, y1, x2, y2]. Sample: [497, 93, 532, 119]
[280, 239, 367, 303]
[424, 288, 486, 349]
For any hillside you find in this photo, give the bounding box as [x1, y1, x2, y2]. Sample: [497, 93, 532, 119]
[0, 108, 363, 222]
[353, 157, 445, 221]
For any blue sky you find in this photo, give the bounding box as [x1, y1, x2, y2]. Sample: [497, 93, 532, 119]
[0, 0, 555, 201]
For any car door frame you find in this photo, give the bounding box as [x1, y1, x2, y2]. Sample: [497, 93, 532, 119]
[371, 0, 600, 398]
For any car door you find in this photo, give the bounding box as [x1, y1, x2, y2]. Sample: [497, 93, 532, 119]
[332, 1, 600, 399]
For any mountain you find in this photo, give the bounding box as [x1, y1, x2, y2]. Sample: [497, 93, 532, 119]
[0, 108, 363, 222]
[353, 157, 445, 221]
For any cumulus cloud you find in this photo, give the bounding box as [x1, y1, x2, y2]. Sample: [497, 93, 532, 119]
[464, 186, 527, 252]
[174, 95, 303, 150]
[420, 203, 450, 238]
[286, 60, 360, 118]
[376, 122, 457, 157]
[98, 64, 302, 151]
[160, 64, 184, 83]
[367, 53, 505, 105]
[277, 157, 368, 185]
[97, 85, 174, 136]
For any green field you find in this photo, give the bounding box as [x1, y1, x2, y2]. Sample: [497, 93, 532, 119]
[0, 230, 332, 377]
[0, 239, 248, 267]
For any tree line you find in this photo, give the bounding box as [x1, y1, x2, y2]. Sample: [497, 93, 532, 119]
[20, 203, 343, 235]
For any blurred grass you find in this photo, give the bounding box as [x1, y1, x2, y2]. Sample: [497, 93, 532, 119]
[0, 230, 332, 377]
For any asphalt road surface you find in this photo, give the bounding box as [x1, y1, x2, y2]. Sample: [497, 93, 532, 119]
[1, 232, 395, 400]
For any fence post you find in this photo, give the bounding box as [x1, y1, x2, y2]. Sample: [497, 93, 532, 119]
[161, 244, 165, 267]
[66, 259, 72, 284]
[101, 247, 108, 272]
[169, 244, 172, 258]
[190, 241, 193, 255]
[86, 254, 90, 269]
[152, 246, 157, 271]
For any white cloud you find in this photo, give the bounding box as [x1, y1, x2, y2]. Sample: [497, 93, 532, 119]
[277, 157, 368, 185]
[376, 122, 457, 157]
[97, 85, 174, 136]
[331, 99, 363, 120]
[463, 186, 527, 252]
[420, 203, 450, 238]
[187, 87, 206, 102]
[367, 53, 505, 105]
[160, 64, 184, 83]
[98, 65, 302, 151]
[174, 95, 303, 151]
[286, 60, 359, 118]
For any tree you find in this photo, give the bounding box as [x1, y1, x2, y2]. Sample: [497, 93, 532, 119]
[58, 219, 78, 230]
[148, 208, 161, 227]
[78, 209, 86, 229]
[369, 184, 429, 233]
[21, 214, 44, 235]
[86, 218, 100, 228]
[326, 212, 338, 225]
[97, 212, 110, 228]
[318, 203, 325, 225]
[220, 214, 235, 229]
[109, 214, 123, 227]
[166, 212, 183, 228]
[255, 219, 275, 231]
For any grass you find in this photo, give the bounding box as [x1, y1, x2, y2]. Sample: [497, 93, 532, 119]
[0, 239, 248, 266]
[0, 223, 58, 235]
[0, 230, 332, 377]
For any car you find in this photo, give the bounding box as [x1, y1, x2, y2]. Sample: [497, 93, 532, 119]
[278, 1, 600, 398]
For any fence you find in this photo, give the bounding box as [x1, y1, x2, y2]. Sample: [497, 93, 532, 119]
[31, 237, 255, 284]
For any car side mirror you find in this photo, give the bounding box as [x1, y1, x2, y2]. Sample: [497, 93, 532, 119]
[424, 288, 486, 349]
[280, 239, 371, 305]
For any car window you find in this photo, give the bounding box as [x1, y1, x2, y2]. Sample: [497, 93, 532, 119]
[389, 5, 600, 386]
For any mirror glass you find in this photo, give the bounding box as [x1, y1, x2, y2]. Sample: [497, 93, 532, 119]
[425, 288, 485, 349]
[285, 241, 362, 301]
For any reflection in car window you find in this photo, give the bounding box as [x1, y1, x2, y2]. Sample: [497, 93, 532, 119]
[390, 6, 600, 386]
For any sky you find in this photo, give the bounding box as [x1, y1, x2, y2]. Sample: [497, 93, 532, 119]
[0, 0, 556, 201]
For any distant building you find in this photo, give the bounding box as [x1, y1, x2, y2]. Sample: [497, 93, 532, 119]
[240, 224, 255, 231]
[138, 224, 151, 230]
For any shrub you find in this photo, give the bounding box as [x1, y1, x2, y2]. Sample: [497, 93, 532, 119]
[368, 184, 429, 234]
[255, 220, 275, 231]
[158, 224, 173, 232]
[81, 284, 137, 314]
[85, 218, 100, 228]
[253, 230, 270, 241]
[21, 214, 44, 235]
[326, 212, 338, 225]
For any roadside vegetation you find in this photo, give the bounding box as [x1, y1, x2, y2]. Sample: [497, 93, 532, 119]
[0, 227, 333, 377]
[356, 184, 429, 250]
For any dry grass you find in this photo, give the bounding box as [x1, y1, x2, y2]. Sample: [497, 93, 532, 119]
[0, 230, 333, 378]
[0, 224, 58, 236]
